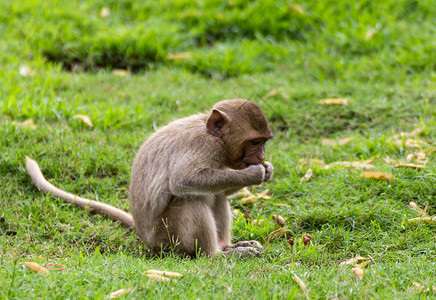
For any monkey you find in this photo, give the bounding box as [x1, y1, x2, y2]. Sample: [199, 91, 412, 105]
[26, 99, 273, 257]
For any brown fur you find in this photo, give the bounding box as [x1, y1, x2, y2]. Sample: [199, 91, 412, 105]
[130, 99, 273, 256]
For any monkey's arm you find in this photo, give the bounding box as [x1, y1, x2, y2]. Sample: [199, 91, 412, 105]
[169, 164, 266, 196]
[25, 157, 134, 229]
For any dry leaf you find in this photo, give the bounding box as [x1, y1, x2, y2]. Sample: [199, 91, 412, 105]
[146, 273, 172, 282]
[272, 214, 286, 226]
[240, 189, 271, 204]
[322, 137, 354, 146]
[365, 28, 377, 41]
[13, 118, 37, 129]
[109, 286, 133, 299]
[406, 152, 426, 163]
[388, 128, 423, 141]
[236, 187, 253, 198]
[351, 267, 364, 280]
[293, 273, 308, 294]
[111, 69, 129, 77]
[318, 98, 349, 105]
[340, 255, 371, 266]
[360, 171, 396, 181]
[266, 227, 290, 240]
[324, 161, 374, 170]
[20, 262, 49, 274]
[166, 52, 193, 60]
[19, 65, 36, 77]
[394, 139, 426, 148]
[146, 270, 183, 278]
[289, 4, 306, 15]
[298, 158, 325, 166]
[263, 88, 283, 99]
[411, 281, 436, 292]
[300, 168, 313, 184]
[409, 202, 428, 216]
[407, 216, 436, 224]
[73, 115, 93, 127]
[99, 6, 110, 18]
[393, 163, 425, 169]
[302, 236, 312, 246]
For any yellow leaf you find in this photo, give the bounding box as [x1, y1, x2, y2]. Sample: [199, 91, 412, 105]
[324, 161, 374, 170]
[289, 4, 306, 15]
[99, 6, 110, 18]
[272, 214, 286, 226]
[19, 65, 36, 77]
[240, 189, 271, 204]
[318, 98, 349, 105]
[73, 115, 93, 127]
[298, 158, 325, 166]
[340, 255, 371, 266]
[146, 270, 183, 278]
[293, 273, 308, 294]
[408, 216, 436, 224]
[109, 286, 133, 299]
[263, 88, 283, 99]
[13, 118, 37, 129]
[266, 227, 290, 240]
[146, 273, 172, 282]
[406, 152, 426, 163]
[299, 168, 313, 184]
[360, 171, 396, 181]
[236, 187, 253, 198]
[411, 281, 436, 292]
[166, 52, 193, 60]
[351, 267, 363, 280]
[322, 137, 353, 146]
[409, 202, 428, 216]
[20, 262, 49, 274]
[111, 69, 129, 77]
[365, 28, 377, 41]
[394, 163, 425, 170]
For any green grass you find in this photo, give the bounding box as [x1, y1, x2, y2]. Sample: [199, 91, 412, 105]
[1, 0, 436, 298]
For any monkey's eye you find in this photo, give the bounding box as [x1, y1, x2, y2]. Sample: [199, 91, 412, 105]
[250, 139, 262, 146]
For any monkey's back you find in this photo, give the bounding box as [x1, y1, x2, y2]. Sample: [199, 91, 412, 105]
[129, 113, 219, 246]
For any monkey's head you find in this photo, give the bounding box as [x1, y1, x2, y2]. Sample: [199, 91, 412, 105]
[206, 99, 273, 170]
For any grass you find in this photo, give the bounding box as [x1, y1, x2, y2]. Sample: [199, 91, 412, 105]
[1, 0, 436, 298]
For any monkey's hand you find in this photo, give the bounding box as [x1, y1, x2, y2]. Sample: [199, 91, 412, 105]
[222, 246, 261, 257]
[232, 240, 262, 249]
[262, 161, 273, 182]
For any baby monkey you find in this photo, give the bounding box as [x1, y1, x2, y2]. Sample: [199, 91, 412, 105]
[26, 99, 273, 257]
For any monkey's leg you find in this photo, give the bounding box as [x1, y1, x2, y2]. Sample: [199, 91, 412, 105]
[212, 193, 232, 250]
[153, 197, 219, 257]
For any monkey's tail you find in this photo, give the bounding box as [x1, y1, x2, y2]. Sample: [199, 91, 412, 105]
[25, 157, 135, 230]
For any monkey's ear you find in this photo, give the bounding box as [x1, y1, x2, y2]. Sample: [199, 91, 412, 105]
[206, 109, 229, 137]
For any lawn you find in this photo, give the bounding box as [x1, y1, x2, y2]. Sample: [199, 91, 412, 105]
[1, 0, 435, 298]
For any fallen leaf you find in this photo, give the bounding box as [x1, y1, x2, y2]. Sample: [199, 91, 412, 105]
[407, 216, 436, 224]
[13, 118, 37, 129]
[298, 158, 325, 166]
[99, 6, 110, 18]
[302, 236, 312, 246]
[111, 69, 129, 76]
[19, 65, 36, 77]
[318, 98, 349, 105]
[20, 262, 49, 274]
[73, 115, 93, 127]
[244, 212, 253, 221]
[272, 214, 286, 226]
[146, 273, 172, 282]
[166, 52, 193, 60]
[299, 168, 313, 184]
[322, 137, 354, 146]
[395, 139, 426, 148]
[388, 128, 423, 141]
[393, 163, 425, 169]
[411, 281, 436, 292]
[146, 270, 183, 278]
[109, 286, 133, 299]
[324, 161, 374, 170]
[289, 4, 305, 15]
[266, 227, 290, 240]
[340, 255, 371, 266]
[263, 88, 283, 99]
[240, 189, 271, 204]
[360, 171, 396, 181]
[365, 28, 377, 41]
[236, 187, 253, 198]
[351, 267, 363, 280]
[293, 273, 308, 294]
[406, 152, 426, 163]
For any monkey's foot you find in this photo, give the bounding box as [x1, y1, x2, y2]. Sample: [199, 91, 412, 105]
[232, 240, 262, 249]
[222, 246, 260, 257]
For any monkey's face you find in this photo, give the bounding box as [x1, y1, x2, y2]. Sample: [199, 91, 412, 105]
[226, 136, 270, 170]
